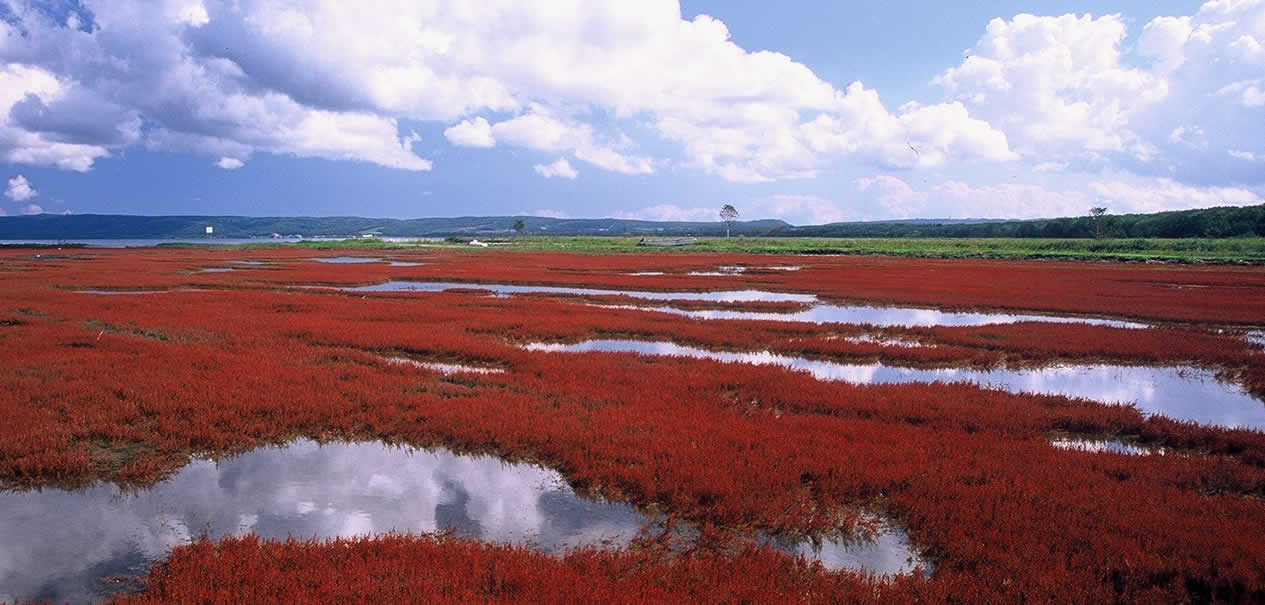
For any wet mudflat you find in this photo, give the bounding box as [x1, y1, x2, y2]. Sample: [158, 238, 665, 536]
[0, 440, 924, 604]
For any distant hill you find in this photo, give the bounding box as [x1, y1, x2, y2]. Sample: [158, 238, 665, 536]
[0, 214, 788, 239]
[1, 204, 1262, 240]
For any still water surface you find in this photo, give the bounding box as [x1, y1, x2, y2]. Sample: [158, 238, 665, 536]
[523, 340, 1265, 430]
[0, 440, 924, 604]
[347, 281, 1144, 328]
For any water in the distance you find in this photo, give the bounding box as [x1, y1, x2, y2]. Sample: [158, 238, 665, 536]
[385, 356, 505, 375]
[315, 256, 383, 264]
[522, 340, 1265, 430]
[1050, 438, 1162, 455]
[77, 289, 201, 295]
[346, 281, 1142, 328]
[347, 281, 816, 303]
[640, 303, 1145, 328]
[0, 238, 305, 247]
[688, 265, 747, 276]
[0, 440, 924, 604]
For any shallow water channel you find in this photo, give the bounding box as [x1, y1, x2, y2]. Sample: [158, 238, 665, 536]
[0, 440, 924, 604]
[345, 281, 1144, 328]
[315, 256, 384, 264]
[523, 340, 1265, 430]
[1050, 438, 1162, 455]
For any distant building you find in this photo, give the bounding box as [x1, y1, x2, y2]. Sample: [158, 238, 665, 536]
[205, 226, 214, 235]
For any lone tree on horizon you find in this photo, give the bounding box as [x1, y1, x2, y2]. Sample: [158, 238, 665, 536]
[1089, 206, 1108, 239]
[719, 204, 739, 238]
[513, 218, 525, 236]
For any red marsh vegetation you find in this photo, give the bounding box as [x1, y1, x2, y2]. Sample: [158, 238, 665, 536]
[2, 247, 1265, 602]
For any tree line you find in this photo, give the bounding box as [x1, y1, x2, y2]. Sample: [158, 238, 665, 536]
[784, 204, 1265, 239]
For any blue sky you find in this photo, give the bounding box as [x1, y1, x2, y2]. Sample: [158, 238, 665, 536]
[1, 1, 1262, 223]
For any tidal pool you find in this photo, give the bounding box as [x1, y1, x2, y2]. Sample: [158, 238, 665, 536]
[315, 256, 383, 264]
[763, 527, 926, 577]
[641, 303, 1145, 328]
[76, 289, 200, 295]
[0, 440, 923, 604]
[389, 261, 423, 267]
[1050, 438, 1162, 455]
[344, 281, 1142, 328]
[687, 266, 802, 275]
[688, 265, 747, 276]
[385, 356, 505, 375]
[346, 281, 817, 303]
[837, 334, 928, 347]
[522, 340, 1265, 430]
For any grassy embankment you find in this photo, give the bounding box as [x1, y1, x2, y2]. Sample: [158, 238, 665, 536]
[158, 235, 1265, 263]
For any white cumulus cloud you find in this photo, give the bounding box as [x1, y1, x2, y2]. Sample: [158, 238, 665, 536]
[852, 176, 1092, 219]
[533, 157, 577, 179]
[1089, 178, 1261, 213]
[216, 157, 244, 170]
[444, 117, 496, 148]
[0, 0, 1010, 181]
[0, 0, 1259, 205]
[614, 204, 716, 222]
[5, 174, 37, 201]
[936, 3, 1265, 185]
[529, 208, 569, 218]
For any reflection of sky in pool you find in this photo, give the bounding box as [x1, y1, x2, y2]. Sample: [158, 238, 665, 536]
[348, 281, 815, 303]
[1050, 438, 1161, 455]
[315, 256, 383, 264]
[346, 281, 1144, 328]
[762, 526, 928, 578]
[645, 303, 1143, 328]
[523, 340, 1265, 431]
[0, 440, 925, 604]
[77, 289, 201, 295]
[385, 356, 504, 375]
[0, 441, 648, 604]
